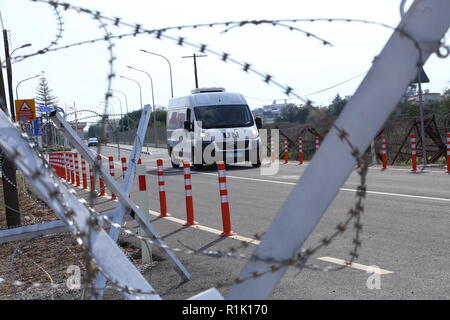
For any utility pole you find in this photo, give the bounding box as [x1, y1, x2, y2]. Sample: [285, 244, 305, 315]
[0, 49, 21, 227]
[3, 30, 15, 121]
[182, 53, 207, 89]
[416, 69, 427, 168]
[411, 68, 430, 169]
[74, 101, 79, 140]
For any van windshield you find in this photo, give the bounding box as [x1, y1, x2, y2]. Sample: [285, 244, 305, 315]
[193, 105, 254, 129]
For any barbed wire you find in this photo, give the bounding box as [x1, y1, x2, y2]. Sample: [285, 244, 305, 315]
[2, 43, 367, 302]
[12, 1, 431, 106]
[0, 112, 163, 298]
[2, 0, 445, 299]
[0, 152, 52, 208]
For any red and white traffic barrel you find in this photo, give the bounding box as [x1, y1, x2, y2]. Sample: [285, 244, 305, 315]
[298, 137, 303, 165]
[49, 153, 54, 170]
[411, 134, 417, 172]
[381, 134, 387, 170]
[74, 153, 80, 187]
[97, 155, 105, 196]
[157, 159, 169, 218]
[217, 161, 236, 237]
[64, 152, 70, 182]
[108, 156, 116, 200]
[183, 161, 198, 226]
[315, 136, 320, 151]
[446, 133, 450, 174]
[136, 163, 149, 215]
[89, 165, 95, 192]
[121, 157, 128, 178]
[81, 155, 88, 189]
[283, 137, 288, 164]
[70, 153, 75, 184]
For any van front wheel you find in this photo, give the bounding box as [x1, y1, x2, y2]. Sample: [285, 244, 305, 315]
[169, 148, 180, 169]
[251, 160, 261, 168]
[251, 148, 261, 168]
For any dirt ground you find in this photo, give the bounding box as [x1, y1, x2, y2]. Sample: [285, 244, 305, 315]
[0, 176, 145, 300]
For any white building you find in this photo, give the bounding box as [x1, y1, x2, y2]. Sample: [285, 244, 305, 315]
[254, 101, 289, 124]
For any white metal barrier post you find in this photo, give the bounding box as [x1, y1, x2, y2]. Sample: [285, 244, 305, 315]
[136, 164, 151, 264]
[0, 108, 160, 300]
[50, 107, 190, 297]
[227, 0, 450, 299]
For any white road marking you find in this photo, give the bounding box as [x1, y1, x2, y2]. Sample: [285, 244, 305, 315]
[199, 172, 450, 202]
[147, 209, 261, 245]
[89, 189, 260, 244]
[340, 188, 450, 202]
[76, 188, 386, 275]
[317, 257, 394, 275]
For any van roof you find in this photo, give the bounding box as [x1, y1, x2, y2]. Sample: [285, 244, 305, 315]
[191, 87, 225, 94]
[168, 88, 247, 109]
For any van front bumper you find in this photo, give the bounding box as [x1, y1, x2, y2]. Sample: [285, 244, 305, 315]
[194, 138, 261, 165]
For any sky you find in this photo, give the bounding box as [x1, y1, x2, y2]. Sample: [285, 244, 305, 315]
[1, 0, 449, 123]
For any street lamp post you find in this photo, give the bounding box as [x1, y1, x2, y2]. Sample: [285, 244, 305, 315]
[110, 89, 130, 119]
[119, 74, 147, 150]
[111, 89, 133, 145]
[10, 43, 32, 56]
[99, 101, 120, 159]
[119, 75, 143, 110]
[15, 73, 40, 99]
[127, 66, 158, 148]
[140, 49, 174, 98]
[110, 94, 124, 145]
[4, 40, 32, 120]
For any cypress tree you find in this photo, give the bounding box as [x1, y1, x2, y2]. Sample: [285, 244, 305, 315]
[35, 76, 58, 107]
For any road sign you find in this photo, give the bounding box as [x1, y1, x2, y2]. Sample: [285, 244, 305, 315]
[20, 121, 33, 134]
[411, 68, 430, 84]
[19, 116, 42, 136]
[15, 99, 36, 121]
[33, 116, 43, 136]
[38, 105, 65, 114]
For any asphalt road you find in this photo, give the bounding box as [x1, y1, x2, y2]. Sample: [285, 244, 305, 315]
[81, 144, 450, 300]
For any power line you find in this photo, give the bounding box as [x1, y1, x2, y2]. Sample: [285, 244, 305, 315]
[303, 71, 368, 97]
[245, 71, 368, 103]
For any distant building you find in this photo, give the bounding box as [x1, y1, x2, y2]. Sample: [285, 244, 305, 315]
[252, 101, 289, 124]
[404, 87, 443, 103]
[69, 121, 87, 139]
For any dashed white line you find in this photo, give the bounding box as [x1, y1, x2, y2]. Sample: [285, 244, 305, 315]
[80, 188, 390, 274]
[199, 172, 450, 202]
[317, 257, 394, 275]
[148, 209, 261, 245]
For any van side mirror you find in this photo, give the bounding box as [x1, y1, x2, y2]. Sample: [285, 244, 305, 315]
[255, 117, 262, 129]
[183, 120, 192, 131]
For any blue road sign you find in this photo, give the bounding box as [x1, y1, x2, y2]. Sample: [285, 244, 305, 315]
[33, 117, 43, 136]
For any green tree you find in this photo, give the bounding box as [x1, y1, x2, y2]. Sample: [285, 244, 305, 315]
[276, 103, 311, 123]
[278, 104, 298, 122]
[35, 76, 58, 107]
[118, 108, 167, 131]
[88, 123, 100, 138]
[327, 93, 347, 118]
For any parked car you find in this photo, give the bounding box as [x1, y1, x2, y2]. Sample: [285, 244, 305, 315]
[88, 137, 98, 147]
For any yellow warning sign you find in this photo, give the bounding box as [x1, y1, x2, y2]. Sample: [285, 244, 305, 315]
[15, 99, 36, 122]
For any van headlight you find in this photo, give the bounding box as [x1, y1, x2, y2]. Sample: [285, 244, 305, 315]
[199, 131, 210, 140]
[249, 128, 259, 139]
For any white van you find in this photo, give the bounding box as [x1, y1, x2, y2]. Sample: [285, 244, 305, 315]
[167, 87, 262, 168]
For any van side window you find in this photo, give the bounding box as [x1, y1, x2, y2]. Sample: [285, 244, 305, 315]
[167, 111, 178, 130]
[177, 109, 186, 128]
[186, 109, 191, 123]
